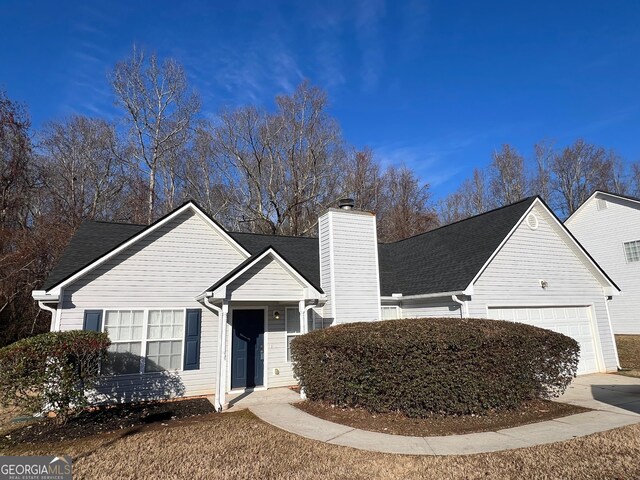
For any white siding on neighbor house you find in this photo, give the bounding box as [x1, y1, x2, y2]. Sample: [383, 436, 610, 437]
[319, 209, 380, 324]
[227, 256, 305, 301]
[59, 209, 247, 398]
[400, 298, 461, 318]
[468, 204, 618, 372]
[566, 194, 640, 334]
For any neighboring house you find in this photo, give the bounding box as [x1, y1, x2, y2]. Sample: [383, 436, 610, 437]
[566, 191, 640, 334]
[32, 196, 621, 409]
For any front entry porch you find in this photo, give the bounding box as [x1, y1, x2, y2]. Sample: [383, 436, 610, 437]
[195, 246, 326, 411]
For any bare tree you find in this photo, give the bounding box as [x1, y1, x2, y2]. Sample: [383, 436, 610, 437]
[377, 166, 438, 242]
[0, 92, 71, 346]
[438, 168, 491, 224]
[489, 144, 527, 205]
[0, 91, 32, 228]
[182, 126, 229, 219]
[551, 139, 615, 217]
[110, 46, 200, 223]
[38, 115, 127, 228]
[212, 81, 345, 235]
[343, 148, 384, 212]
[531, 140, 554, 204]
[631, 163, 640, 197]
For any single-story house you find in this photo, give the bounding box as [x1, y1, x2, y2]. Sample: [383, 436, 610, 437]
[565, 190, 640, 334]
[32, 196, 621, 409]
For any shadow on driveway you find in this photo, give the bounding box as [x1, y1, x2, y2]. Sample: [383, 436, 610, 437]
[590, 384, 640, 414]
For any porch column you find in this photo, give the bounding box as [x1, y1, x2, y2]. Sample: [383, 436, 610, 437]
[299, 300, 306, 334]
[220, 301, 229, 409]
[214, 300, 229, 411]
[298, 299, 308, 400]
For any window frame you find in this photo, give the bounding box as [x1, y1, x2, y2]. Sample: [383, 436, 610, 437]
[101, 307, 187, 375]
[285, 307, 301, 363]
[623, 240, 640, 264]
[381, 305, 401, 320]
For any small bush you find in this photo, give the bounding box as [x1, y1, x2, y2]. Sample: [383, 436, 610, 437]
[291, 318, 580, 417]
[0, 330, 110, 422]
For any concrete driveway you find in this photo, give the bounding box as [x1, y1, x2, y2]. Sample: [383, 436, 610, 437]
[557, 373, 640, 415]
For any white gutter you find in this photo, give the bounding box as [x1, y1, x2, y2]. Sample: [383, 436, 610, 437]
[38, 301, 58, 331]
[32, 290, 59, 302]
[451, 295, 468, 318]
[380, 290, 467, 301]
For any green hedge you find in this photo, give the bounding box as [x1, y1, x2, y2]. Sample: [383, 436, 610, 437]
[0, 330, 110, 422]
[291, 318, 580, 417]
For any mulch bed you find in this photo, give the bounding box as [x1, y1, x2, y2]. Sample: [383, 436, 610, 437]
[296, 399, 590, 436]
[0, 398, 215, 448]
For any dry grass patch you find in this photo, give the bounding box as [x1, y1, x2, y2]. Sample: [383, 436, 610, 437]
[616, 335, 640, 377]
[2, 409, 640, 480]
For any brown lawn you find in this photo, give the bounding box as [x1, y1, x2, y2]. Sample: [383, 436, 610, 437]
[616, 334, 640, 377]
[2, 409, 640, 480]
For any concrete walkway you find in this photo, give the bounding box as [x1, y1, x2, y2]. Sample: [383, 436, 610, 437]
[247, 374, 640, 455]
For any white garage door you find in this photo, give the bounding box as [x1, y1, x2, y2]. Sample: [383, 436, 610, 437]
[488, 306, 599, 375]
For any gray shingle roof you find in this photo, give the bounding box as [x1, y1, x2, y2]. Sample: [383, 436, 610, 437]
[42, 221, 145, 290]
[379, 197, 536, 296]
[41, 197, 537, 297]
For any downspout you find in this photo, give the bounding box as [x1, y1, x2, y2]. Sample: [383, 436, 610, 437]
[38, 302, 57, 331]
[451, 295, 467, 318]
[203, 294, 228, 412]
[604, 295, 622, 370]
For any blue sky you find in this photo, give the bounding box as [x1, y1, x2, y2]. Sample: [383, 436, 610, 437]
[2, 0, 639, 199]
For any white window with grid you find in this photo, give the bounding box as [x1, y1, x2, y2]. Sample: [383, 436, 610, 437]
[103, 309, 185, 375]
[285, 307, 301, 363]
[624, 240, 640, 263]
[104, 310, 144, 375]
[381, 306, 400, 320]
[146, 310, 184, 372]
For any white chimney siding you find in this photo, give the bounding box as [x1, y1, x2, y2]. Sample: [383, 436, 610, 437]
[319, 208, 381, 324]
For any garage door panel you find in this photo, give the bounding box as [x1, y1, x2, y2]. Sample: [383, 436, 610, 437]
[488, 306, 598, 375]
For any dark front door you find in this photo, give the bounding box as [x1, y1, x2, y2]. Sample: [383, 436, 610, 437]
[231, 309, 264, 389]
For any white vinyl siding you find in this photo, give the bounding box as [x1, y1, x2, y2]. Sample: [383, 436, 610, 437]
[468, 204, 617, 372]
[227, 256, 305, 301]
[319, 209, 381, 324]
[623, 240, 640, 263]
[58, 210, 246, 399]
[567, 194, 640, 334]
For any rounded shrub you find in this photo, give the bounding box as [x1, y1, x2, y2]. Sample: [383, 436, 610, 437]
[291, 318, 580, 417]
[0, 330, 110, 422]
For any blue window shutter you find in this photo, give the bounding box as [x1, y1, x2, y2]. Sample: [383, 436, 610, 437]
[83, 310, 103, 332]
[184, 309, 202, 370]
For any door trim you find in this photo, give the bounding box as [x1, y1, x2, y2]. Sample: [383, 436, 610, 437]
[228, 306, 268, 392]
